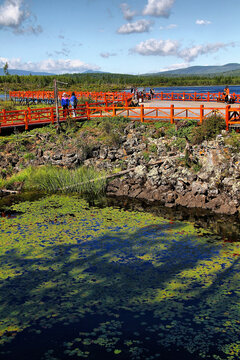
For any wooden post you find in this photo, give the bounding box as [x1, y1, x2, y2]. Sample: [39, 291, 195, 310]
[200, 105, 204, 124]
[225, 105, 230, 131]
[53, 79, 60, 131]
[207, 92, 210, 102]
[170, 104, 174, 124]
[140, 104, 144, 123]
[194, 92, 196, 101]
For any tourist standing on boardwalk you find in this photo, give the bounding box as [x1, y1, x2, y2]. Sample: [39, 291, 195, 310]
[70, 92, 78, 117]
[223, 86, 230, 103]
[61, 93, 70, 117]
[149, 88, 154, 99]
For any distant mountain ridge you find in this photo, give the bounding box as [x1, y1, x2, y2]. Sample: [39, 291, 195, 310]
[1, 63, 240, 77]
[0, 68, 55, 76]
[147, 63, 240, 76]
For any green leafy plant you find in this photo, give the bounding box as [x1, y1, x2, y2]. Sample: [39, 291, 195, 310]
[142, 151, 150, 162]
[171, 137, 186, 151]
[23, 153, 35, 160]
[224, 131, 240, 153]
[148, 143, 158, 153]
[191, 114, 226, 144]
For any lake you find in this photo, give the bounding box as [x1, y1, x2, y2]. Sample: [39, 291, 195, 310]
[127, 85, 240, 95]
[0, 194, 239, 360]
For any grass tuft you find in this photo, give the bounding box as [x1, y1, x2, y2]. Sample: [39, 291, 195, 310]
[0, 165, 108, 197]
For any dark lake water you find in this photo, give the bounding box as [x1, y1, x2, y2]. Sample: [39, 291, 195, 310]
[126, 85, 240, 95]
[0, 193, 239, 360]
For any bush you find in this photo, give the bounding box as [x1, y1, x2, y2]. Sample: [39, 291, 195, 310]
[171, 138, 186, 151]
[175, 120, 198, 140]
[224, 131, 240, 153]
[148, 143, 158, 153]
[153, 120, 198, 140]
[191, 114, 226, 144]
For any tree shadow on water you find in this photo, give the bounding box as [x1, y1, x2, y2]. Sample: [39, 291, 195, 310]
[0, 222, 238, 359]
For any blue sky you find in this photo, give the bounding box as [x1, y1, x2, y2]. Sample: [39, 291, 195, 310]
[0, 0, 239, 74]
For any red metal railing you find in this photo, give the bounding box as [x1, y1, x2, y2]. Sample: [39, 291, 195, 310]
[154, 91, 239, 103]
[9, 90, 240, 105]
[1, 102, 240, 132]
[9, 91, 133, 105]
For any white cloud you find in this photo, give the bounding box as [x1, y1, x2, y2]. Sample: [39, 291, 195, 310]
[100, 52, 117, 58]
[0, 0, 42, 34]
[166, 23, 177, 29]
[0, 57, 101, 74]
[179, 43, 232, 62]
[143, 0, 175, 18]
[0, 0, 24, 27]
[131, 38, 235, 62]
[131, 38, 179, 56]
[120, 3, 136, 21]
[159, 62, 189, 71]
[196, 19, 211, 25]
[160, 23, 177, 30]
[117, 19, 152, 34]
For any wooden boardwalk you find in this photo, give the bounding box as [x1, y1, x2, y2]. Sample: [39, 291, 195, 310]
[1, 92, 240, 132]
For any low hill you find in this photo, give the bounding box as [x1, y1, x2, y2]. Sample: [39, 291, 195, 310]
[0, 68, 55, 76]
[146, 63, 240, 76]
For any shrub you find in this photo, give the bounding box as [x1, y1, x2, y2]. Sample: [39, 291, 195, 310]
[224, 131, 240, 153]
[23, 153, 35, 160]
[191, 114, 226, 144]
[175, 120, 198, 140]
[142, 151, 150, 162]
[148, 143, 158, 153]
[171, 138, 186, 151]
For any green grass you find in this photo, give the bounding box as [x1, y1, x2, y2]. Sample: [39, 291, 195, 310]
[0, 165, 108, 197]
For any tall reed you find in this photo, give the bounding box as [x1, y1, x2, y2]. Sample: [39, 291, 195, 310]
[1, 166, 108, 197]
[26, 166, 107, 196]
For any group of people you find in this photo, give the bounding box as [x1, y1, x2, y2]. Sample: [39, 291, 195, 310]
[61, 92, 78, 117]
[130, 87, 155, 104]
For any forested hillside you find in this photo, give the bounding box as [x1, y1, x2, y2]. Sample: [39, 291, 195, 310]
[1, 72, 240, 92]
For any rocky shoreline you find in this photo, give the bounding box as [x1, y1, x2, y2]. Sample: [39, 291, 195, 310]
[1, 121, 240, 215]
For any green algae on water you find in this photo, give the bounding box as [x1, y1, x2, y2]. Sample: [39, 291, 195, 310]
[0, 194, 239, 359]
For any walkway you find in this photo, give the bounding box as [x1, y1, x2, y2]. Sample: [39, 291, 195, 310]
[1, 93, 240, 132]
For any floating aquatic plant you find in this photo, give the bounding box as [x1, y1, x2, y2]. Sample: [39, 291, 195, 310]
[0, 194, 239, 359]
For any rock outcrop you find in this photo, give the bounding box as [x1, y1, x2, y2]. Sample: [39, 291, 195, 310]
[1, 122, 240, 215]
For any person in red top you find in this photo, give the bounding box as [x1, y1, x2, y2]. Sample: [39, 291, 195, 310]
[224, 86, 230, 103]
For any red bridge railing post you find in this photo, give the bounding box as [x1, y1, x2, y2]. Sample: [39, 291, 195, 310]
[200, 105, 204, 124]
[24, 110, 29, 130]
[225, 105, 230, 131]
[51, 108, 55, 124]
[140, 104, 144, 122]
[2, 109, 6, 124]
[170, 104, 174, 124]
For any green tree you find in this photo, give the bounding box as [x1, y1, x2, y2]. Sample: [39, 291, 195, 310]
[3, 62, 9, 76]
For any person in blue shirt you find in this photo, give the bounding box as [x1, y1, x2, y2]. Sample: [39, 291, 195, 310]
[70, 92, 78, 117]
[61, 93, 70, 117]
